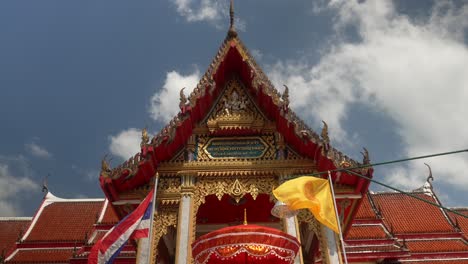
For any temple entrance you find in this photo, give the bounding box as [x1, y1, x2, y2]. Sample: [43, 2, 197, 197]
[193, 194, 300, 264]
[196, 193, 279, 237]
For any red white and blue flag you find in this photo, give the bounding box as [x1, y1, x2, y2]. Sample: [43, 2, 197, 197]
[88, 189, 154, 264]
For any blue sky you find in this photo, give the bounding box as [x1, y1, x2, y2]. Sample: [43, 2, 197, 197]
[1, 0, 467, 216]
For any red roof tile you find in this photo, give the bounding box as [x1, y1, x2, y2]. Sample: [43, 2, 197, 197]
[448, 209, 468, 237]
[346, 244, 402, 254]
[0, 218, 31, 255]
[100, 203, 118, 224]
[8, 248, 73, 263]
[25, 201, 103, 242]
[405, 239, 468, 253]
[372, 192, 455, 234]
[347, 224, 389, 240]
[354, 193, 379, 220]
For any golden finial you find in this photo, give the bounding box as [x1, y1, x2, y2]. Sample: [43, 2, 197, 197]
[227, 0, 237, 38]
[141, 127, 149, 147]
[243, 208, 248, 225]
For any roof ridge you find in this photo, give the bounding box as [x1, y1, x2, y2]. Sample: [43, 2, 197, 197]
[44, 192, 104, 203]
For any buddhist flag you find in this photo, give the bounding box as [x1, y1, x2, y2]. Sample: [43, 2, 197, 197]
[273, 176, 339, 233]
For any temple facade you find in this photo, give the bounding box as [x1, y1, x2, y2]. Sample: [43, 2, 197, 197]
[1, 6, 468, 264]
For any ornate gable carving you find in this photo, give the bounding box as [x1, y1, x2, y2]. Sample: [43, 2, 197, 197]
[206, 78, 266, 132]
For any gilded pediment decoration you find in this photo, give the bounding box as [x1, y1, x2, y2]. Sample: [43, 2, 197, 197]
[192, 177, 277, 212]
[207, 78, 266, 132]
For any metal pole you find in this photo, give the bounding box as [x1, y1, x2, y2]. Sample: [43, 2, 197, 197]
[328, 171, 348, 264]
[147, 173, 160, 263]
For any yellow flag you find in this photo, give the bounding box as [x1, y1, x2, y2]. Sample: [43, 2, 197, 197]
[273, 176, 339, 233]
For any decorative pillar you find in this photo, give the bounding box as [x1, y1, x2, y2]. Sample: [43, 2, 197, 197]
[320, 224, 342, 264]
[175, 173, 195, 264]
[283, 216, 303, 264]
[279, 173, 303, 264]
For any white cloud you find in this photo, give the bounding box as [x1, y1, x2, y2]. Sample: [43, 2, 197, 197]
[268, 0, 468, 190]
[251, 49, 263, 61]
[0, 163, 38, 216]
[25, 142, 52, 159]
[108, 128, 141, 160]
[149, 70, 200, 123]
[170, 0, 246, 30]
[172, 0, 224, 22]
[111, 70, 199, 162]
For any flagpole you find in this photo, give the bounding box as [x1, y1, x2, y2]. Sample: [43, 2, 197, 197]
[147, 172, 159, 263]
[328, 171, 348, 264]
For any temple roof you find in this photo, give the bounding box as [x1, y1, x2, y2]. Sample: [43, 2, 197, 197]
[2, 182, 468, 263]
[0, 218, 31, 257]
[21, 193, 105, 242]
[7, 248, 75, 264]
[99, 18, 372, 198]
[345, 184, 468, 262]
[3, 193, 130, 264]
[448, 208, 468, 238]
[373, 191, 455, 234]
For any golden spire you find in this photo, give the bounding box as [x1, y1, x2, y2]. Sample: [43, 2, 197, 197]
[227, 0, 237, 38]
[243, 208, 248, 225]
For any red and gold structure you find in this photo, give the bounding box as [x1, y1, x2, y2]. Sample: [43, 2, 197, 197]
[96, 13, 372, 264]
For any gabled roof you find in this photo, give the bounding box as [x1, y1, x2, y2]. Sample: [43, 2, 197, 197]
[99, 14, 372, 212]
[22, 193, 104, 242]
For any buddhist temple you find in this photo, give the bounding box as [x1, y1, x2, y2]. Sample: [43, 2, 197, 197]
[1, 3, 468, 264]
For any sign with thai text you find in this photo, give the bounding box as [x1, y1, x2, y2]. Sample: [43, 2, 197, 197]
[203, 137, 268, 159]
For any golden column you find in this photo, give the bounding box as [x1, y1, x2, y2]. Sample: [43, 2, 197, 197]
[278, 174, 304, 264]
[174, 172, 196, 264]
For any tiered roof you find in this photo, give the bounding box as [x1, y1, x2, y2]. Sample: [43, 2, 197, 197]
[3, 181, 467, 263]
[345, 180, 468, 263]
[2, 192, 131, 264]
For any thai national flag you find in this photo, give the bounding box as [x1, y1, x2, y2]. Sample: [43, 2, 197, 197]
[88, 189, 154, 264]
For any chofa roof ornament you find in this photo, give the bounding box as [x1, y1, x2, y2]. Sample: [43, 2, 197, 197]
[227, 0, 237, 38]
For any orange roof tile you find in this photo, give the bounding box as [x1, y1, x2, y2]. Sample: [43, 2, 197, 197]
[8, 248, 73, 263]
[25, 201, 103, 242]
[0, 218, 31, 255]
[346, 244, 402, 253]
[100, 203, 118, 224]
[448, 209, 468, 236]
[372, 192, 455, 234]
[347, 224, 389, 240]
[354, 193, 379, 220]
[405, 239, 468, 253]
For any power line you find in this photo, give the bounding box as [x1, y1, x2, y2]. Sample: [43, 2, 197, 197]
[343, 168, 468, 219]
[309, 148, 468, 177]
[302, 148, 468, 219]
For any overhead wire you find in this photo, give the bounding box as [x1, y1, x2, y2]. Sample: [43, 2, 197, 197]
[301, 148, 468, 219]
